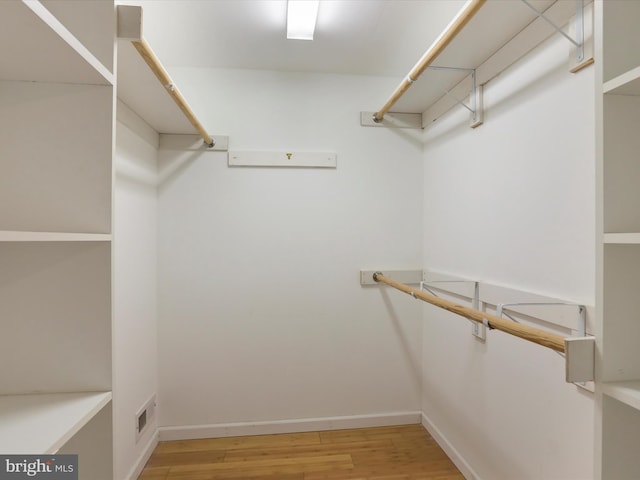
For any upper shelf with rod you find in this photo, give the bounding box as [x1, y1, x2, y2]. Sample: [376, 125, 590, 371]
[362, 0, 593, 130]
[116, 5, 225, 149]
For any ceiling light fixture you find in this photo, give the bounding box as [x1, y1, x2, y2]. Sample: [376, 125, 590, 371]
[286, 0, 320, 40]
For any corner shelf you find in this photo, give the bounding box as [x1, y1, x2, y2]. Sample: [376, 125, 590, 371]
[596, 1, 640, 478]
[0, 0, 113, 85]
[0, 392, 112, 454]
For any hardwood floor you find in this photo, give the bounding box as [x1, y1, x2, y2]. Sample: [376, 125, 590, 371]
[138, 424, 465, 480]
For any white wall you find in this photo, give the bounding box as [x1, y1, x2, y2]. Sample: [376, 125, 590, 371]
[421, 35, 595, 480]
[114, 105, 159, 479]
[156, 69, 424, 431]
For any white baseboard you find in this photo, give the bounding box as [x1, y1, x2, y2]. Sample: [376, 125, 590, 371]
[125, 429, 159, 480]
[159, 411, 422, 441]
[421, 412, 481, 480]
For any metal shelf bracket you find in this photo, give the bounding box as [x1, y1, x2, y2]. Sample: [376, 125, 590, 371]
[429, 67, 483, 128]
[496, 302, 587, 342]
[496, 301, 594, 386]
[421, 279, 486, 340]
[520, 0, 585, 66]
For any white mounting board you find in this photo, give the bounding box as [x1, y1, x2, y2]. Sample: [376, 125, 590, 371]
[229, 151, 337, 168]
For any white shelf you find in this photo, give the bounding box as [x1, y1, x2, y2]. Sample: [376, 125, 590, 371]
[0, 392, 112, 454]
[602, 381, 640, 412]
[117, 39, 196, 135]
[0, 231, 111, 242]
[604, 233, 640, 244]
[604, 66, 640, 95]
[0, 0, 113, 85]
[392, 0, 579, 117]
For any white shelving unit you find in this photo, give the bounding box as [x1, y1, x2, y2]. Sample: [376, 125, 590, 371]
[595, 1, 640, 478]
[0, 1, 114, 478]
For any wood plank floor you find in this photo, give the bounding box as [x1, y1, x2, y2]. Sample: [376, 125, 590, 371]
[138, 424, 465, 480]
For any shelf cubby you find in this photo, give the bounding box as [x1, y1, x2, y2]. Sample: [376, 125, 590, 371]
[0, 242, 111, 395]
[0, 80, 113, 234]
[602, 94, 640, 234]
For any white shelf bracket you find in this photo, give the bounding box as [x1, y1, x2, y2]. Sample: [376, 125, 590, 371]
[361, 67, 483, 129]
[496, 302, 594, 384]
[496, 302, 587, 338]
[420, 279, 486, 340]
[429, 67, 483, 128]
[520, 0, 587, 69]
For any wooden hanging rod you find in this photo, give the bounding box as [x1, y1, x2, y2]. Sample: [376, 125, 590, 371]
[373, 0, 486, 123]
[373, 272, 566, 353]
[132, 38, 215, 148]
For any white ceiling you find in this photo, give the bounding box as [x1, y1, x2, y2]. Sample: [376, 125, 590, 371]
[120, 0, 469, 77]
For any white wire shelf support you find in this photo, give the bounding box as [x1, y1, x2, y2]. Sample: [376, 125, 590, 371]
[520, 0, 586, 67]
[495, 301, 593, 389]
[427, 66, 483, 128]
[420, 279, 486, 340]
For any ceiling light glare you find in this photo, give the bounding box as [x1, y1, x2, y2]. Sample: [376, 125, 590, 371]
[287, 0, 320, 40]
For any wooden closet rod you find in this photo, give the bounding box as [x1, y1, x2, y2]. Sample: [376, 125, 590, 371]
[373, 0, 486, 123]
[132, 38, 215, 148]
[373, 272, 566, 353]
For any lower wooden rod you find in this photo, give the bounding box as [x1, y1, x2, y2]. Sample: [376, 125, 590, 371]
[373, 273, 566, 353]
[132, 38, 215, 148]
